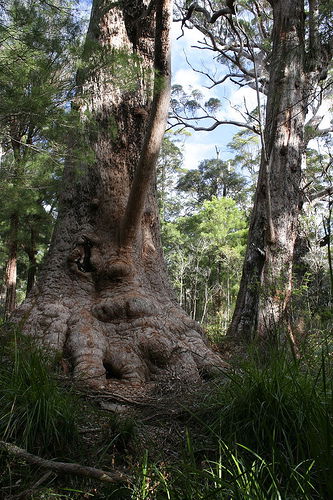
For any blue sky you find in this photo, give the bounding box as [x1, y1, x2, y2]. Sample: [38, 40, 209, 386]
[170, 22, 258, 170]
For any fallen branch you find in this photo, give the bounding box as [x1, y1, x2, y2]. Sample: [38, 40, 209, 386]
[0, 440, 130, 484]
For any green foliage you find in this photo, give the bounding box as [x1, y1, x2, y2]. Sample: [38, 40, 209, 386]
[227, 128, 260, 179]
[162, 197, 247, 335]
[204, 97, 221, 113]
[177, 158, 248, 209]
[129, 445, 317, 499]
[157, 133, 185, 221]
[0, 328, 79, 456]
[78, 42, 145, 94]
[170, 84, 221, 118]
[187, 347, 333, 499]
[0, 0, 86, 309]
[0, 0, 81, 132]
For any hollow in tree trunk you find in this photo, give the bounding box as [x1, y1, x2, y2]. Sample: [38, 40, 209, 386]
[14, 0, 226, 390]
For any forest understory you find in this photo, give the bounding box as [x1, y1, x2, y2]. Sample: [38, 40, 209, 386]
[0, 325, 332, 500]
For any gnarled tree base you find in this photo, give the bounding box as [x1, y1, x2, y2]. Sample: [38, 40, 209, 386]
[15, 277, 227, 390]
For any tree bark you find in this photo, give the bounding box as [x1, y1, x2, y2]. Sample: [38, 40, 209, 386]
[228, 0, 310, 340]
[4, 213, 18, 319]
[14, 0, 226, 389]
[24, 225, 38, 295]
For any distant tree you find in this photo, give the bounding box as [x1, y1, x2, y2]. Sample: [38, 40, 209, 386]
[177, 157, 248, 210]
[157, 133, 185, 221]
[163, 197, 247, 335]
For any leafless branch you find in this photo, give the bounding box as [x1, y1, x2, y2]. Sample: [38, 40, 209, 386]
[170, 110, 259, 134]
[184, 51, 245, 88]
[308, 186, 333, 202]
[181, 2, 235, 27]
[177, 1, 235, 39]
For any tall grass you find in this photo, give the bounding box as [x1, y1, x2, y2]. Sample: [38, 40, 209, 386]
[0, 328, 79, 456]
[129, 346, 333, 499]
[128, 444, 317, 499]
[0, 328, 331, 499]
[185, 346, 333, 499]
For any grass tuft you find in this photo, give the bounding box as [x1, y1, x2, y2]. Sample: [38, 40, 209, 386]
[187, 346, 333, 498]
[0, 327, 79, 456]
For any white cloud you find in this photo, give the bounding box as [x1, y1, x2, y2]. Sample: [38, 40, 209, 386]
[230, 87, 259, 114]
[172, 68, 201, 87]
[214, 86, 261, 123]
[314, 100, 333, 129]
[183, 142, 218, 170]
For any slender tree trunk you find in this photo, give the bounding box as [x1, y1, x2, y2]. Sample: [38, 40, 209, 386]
[4, 214, 18, 319]
[14, 0, 226, 390]
[228, 0, 307, 341]
[25, 226, 37, 295]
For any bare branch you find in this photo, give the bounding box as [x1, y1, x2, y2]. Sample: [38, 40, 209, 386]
[180, 1, 235, 28]
[183, 52, 243, 88]
[171, 111, 259, 134]
[305, 113, 333, 143]
[308, 186, 333, 202]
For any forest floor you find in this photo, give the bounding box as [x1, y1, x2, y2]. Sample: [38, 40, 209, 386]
[1, 332, 332, 499]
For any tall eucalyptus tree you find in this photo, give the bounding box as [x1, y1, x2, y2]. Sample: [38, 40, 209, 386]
[177, 0, 333, 341]
[15, 0, 225, 389]
[229, 0, 333, 340]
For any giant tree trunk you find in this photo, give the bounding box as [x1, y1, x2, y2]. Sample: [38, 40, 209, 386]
[228, 0, 307, 341]
[14, 0, 225, 389]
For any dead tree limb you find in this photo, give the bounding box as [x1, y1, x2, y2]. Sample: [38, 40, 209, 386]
[0, 440, 130, 484]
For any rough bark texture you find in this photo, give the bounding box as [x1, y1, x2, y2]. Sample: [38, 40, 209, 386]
[228, 0, 312, 340]
[14, 0, 226, 390]
[25, 226, 37, 295]
[4, 213, 18, 319]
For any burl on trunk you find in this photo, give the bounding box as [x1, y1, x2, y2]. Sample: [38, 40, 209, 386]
[14, 0, 226, 389]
